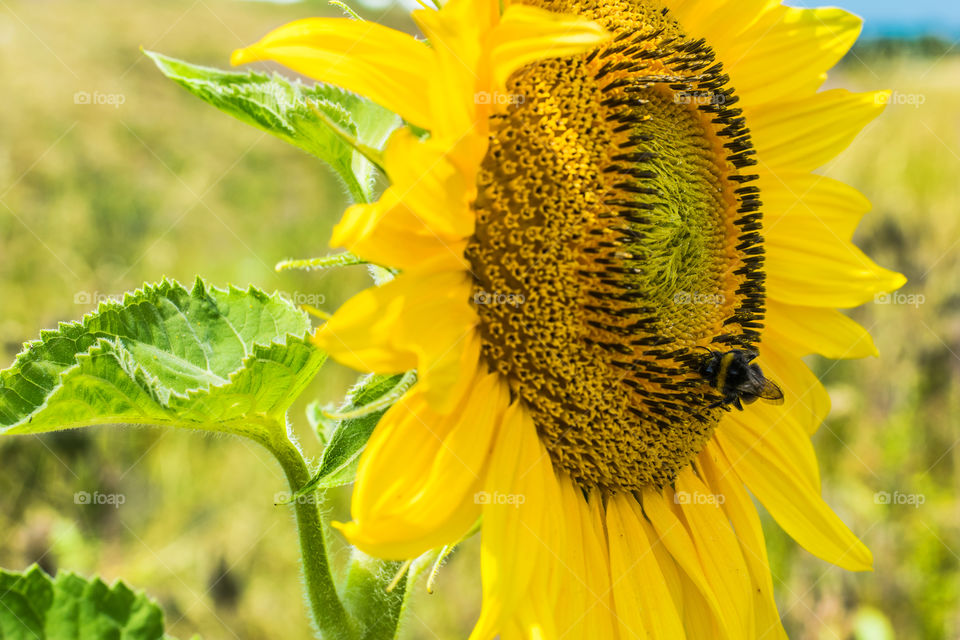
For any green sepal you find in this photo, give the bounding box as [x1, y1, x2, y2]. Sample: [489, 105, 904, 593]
[340, 552, 409, 640]
[293, 373, 413, 496]
[276, 252, 370, 274]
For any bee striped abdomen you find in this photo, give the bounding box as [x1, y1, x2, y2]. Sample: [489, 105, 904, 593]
[713, 351, 736, 393]
[700, 348, 784, 410]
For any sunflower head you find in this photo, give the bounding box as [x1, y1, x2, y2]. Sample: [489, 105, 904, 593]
[233, 0, 905, 637]
[467, 0, 768, 491]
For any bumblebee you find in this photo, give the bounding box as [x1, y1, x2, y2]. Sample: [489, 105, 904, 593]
[698, 348, 784, 410]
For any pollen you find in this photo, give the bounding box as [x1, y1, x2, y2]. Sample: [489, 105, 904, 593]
[465, 0, 766, 491]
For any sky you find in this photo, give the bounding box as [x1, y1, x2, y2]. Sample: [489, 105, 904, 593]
[251, 0, 960, 38]
[788, 0, 960, 37]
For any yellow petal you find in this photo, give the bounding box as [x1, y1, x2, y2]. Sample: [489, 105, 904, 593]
[641, 487, 734, 639]
[664, 0, 780, 54]
[333, 196, 468, 272]
[470, 403, 558, 640]
[756, 345, 831, 435]
[727, 8, 862, 105]
[332, 129, 474, 270]
[760, 170, 871, 242]
[231, 18, 436, 129]
[339, 370, 508, 558]
[607, 493, 685, 639]
[381, 128, 476, 238]
[336, 492, 479, 560]
[412, 0, 493, 142]
[717, 429, 873, 571]
[764, 301, 878, 360]
[766, 237, 906, 308]
[679, 571, 724, 639]
[489, 4, 610, 88]
[553, 479, 617, 640]
[750, 89, 888, 172]
[510, 589, 557, 640]
[725, 401, 821, 494]
[638, 513, 685, 619]
[586, 489, 620, 638]
[674, 469, 754, 640]
[313, 267, 479, 412]
[509, 466, 564, 640]
[698, 442, 788, 640]
[552, 478, 588, 640]
[758, 163, 906, 311]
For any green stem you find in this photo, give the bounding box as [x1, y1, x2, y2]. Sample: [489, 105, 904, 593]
[265, 435, 357, 640]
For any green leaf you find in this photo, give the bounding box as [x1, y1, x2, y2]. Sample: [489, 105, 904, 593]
[145, 50, 400, 202]
[0, 565, 173, 640]
[294, 373, 414, 495]
[0, 279, 326, 445]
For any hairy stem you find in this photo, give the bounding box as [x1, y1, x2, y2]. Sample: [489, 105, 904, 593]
[265, 434, 356, 640]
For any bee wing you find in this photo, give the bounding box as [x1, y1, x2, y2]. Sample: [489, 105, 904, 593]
[759, 379, 784, 404]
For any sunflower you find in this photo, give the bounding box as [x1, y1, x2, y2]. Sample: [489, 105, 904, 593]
[233, 0, 905, 637]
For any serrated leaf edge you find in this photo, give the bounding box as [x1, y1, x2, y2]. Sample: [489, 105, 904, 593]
[1, 278, 316, 433]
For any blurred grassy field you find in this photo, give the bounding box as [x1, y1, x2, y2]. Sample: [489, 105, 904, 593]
[769, 51, 960, 639]
[0, 1, 957, 638]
